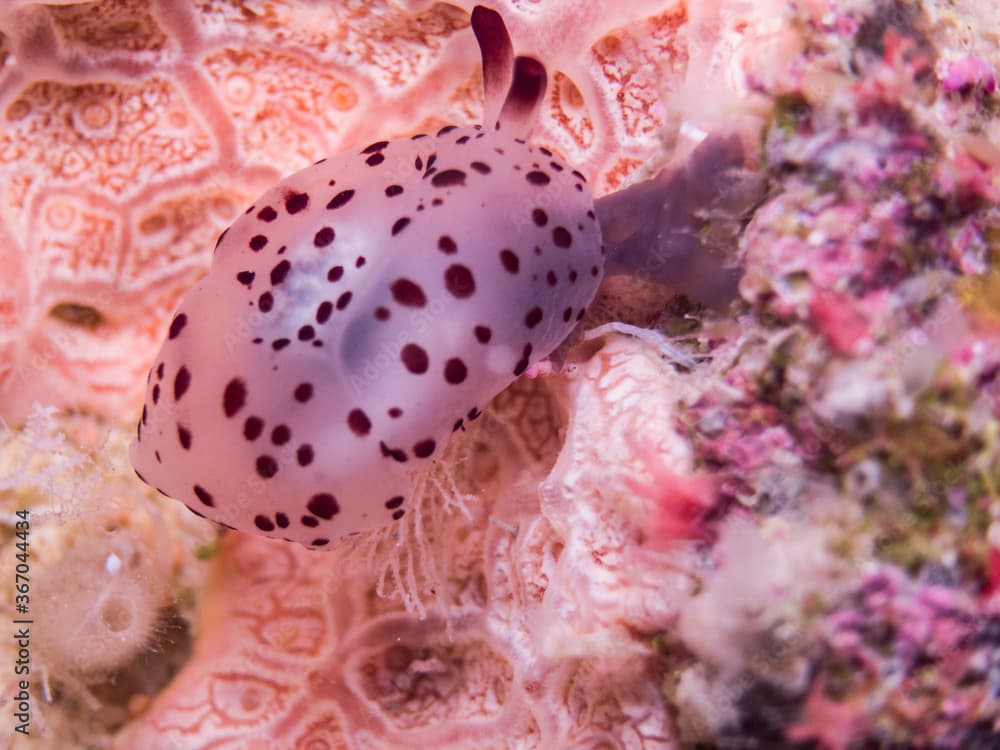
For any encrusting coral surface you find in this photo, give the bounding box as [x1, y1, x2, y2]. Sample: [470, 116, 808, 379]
[1, 1, 1000, 749]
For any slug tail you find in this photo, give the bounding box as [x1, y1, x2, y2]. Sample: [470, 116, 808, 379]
[598, 133, 766, 310]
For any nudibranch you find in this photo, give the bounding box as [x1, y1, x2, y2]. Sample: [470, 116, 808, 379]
[130, 7, 604, 547]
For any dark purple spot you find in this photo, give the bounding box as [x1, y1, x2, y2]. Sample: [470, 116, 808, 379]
[249, 234, 268, 251]
[177, 425, 192, 450]
[500, 249, 519, 274]
[297, 444, 314, 466]
[470, 161, 491, 174]
[392, 509, 405, 520]
[257, 206, 277, 222]
[379, 441, 408, 463]
[366, 152, 385, 167]
[152, 384, 160, 404]
[285, 191, 309, 214]
[272, 338, 290, 351]
[327, 189, 355, 210]
[271, 424, 291, 445]
[294, 383, 313, 403]
[388, 407, 403, 418]
[298, 325, 315, 341]
[223, 378, 246, 417]
[437, 125, 458, 136]
[194, 485, 214, 507]
[312, 538, 329, 547]
[356, 256, 366, 267]
[539, 146, 553, 156]
[385, 184, 403, 197]
[302, 515, 319, 528]
[391, 278, 427, 307]
[452, 419, 464, 432]
[414, 156, 423, 170]
[156, 363, 164, 380]
[374, 306, 390, 321]
[431, 169, 466, 188]
[456, 135, 471, 144]
[401, 343, 429, 374]
[444, 358, 467, 384]
[591, 265, 599, 276]
[316, 301, 333, 324]
[391, 217, 411, 235]
[569, 269, 578, 283]
[413, 438, 436, 458]
[438, 235, 457, 254]
[526, 171, 550, 185]
[347, 408, 371, 436]
[244, 416, 264, 440]
[552, 226, 572, 248]
[174, 366, 191, 401]
[525, 307, 543, 328]
[547, 270, 557, 286]
[258, 292, 274, 312]
[314, 227, 335, 247]
[270, 259, 291, 285]
[467, 406, 481, 420]
[275, 512, 289, 529]
[237, 270, 255, 286]
[445, 264, 475, 298]
[550, 161, 564, 172]
[307, 493, 339, 519]
[336, 291, 352, 310]
[572, 169, 587, 182]
[168, 313, 187, 339]
[254, 515, 275, 532]
[362, 140, 389, 154]
[563, 307, 573, 322]
[474, 325, 492, 343]
[385, 495, 404, 509]
[532, 208, 548, 226]
[327, 265, 344, 282]
[256, 455, 278, 478]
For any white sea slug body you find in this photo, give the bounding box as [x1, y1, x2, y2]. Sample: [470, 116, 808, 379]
[130, 7, 603, 547]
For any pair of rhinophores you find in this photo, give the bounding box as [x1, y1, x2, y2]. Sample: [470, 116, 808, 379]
[130, 6, 754, 548]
